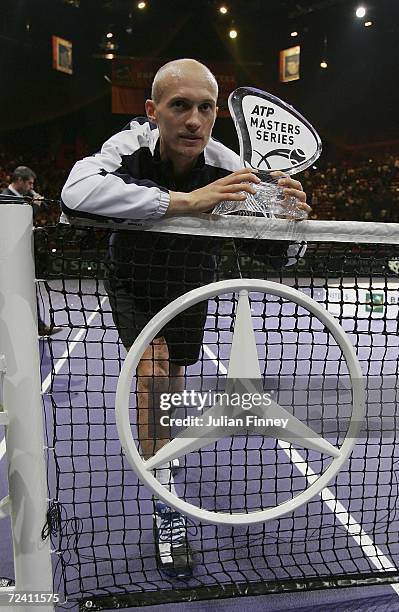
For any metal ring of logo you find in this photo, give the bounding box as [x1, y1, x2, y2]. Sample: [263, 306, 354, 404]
[115, 279, 364, 525]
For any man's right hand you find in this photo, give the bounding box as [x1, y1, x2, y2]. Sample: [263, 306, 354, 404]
[28, 190, 45, 204]
[167, 168, 261, 216]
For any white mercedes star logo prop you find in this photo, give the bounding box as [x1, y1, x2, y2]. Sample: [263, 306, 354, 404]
[115, 279, 364, 525]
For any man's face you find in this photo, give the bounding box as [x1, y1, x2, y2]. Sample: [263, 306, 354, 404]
[15, 177, 34, 195]
[146, 70, 218, 170]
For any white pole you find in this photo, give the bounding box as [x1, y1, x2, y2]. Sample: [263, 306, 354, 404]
[0, 205, 54, 611]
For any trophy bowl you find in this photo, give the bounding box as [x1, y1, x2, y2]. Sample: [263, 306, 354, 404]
[213, 175, 308, 220]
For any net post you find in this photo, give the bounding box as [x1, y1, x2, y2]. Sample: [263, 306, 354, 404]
[0, 205, 54, 610]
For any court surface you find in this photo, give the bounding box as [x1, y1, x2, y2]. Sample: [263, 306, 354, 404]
[1, 277, 399, 611]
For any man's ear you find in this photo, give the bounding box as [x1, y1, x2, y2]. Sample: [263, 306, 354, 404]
[145, 99, 157, 122]
[212, 106, 219, 128]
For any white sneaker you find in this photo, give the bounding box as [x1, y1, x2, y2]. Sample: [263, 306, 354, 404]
[153, 501, 192, 577]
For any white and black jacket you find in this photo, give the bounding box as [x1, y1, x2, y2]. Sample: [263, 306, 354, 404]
[61, 117, 242, 222]
[61, 117, 305, 275]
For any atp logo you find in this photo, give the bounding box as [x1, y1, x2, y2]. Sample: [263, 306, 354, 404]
[230, 87, 322, 176]
[253, 147, 307, 170]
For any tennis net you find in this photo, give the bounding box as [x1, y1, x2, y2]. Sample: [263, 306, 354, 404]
[36, 214, 399, 610]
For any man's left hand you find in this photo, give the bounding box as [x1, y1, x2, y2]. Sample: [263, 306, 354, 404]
[271, 171, 311, 218]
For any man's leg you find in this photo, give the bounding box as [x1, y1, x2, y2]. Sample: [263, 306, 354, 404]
[136, 338, 192, 577]
[136, 336, 172, 459]
[136, 339, 185, 458]
[169, 362, 184, 472]
[169, 363, 185, 394]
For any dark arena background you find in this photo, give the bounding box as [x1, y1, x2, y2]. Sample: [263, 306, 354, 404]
[1, 0, 399, 215]
[1, 1, 399, 612]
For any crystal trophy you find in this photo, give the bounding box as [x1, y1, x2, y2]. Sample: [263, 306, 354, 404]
[213, 87, 322, 219]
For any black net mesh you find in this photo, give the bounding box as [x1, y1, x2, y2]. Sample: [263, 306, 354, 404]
[35, 218, 399, 610]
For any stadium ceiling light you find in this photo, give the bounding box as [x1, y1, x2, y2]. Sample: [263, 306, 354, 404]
[229, 28, 238, 39]
[355, 6, 366, 18]
[219, 5, 228, 14]
[320, 60, 328, 69]
[106, 31, 113, 39]
[290, 31, 298, 37]
[137, 1, 146, 9]
[364, 20, 373, 27]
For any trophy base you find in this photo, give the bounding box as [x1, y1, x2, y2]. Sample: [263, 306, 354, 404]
[213, 181, 308, 220]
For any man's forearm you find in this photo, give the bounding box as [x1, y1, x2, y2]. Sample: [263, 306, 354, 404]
[166, 170, 261, 217]
[165, 191, 193, 216]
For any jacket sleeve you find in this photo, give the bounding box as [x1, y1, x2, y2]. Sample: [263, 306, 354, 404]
[61, 123, 170, 221]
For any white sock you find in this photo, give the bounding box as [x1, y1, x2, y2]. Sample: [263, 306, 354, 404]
[154, 462, 176, 499]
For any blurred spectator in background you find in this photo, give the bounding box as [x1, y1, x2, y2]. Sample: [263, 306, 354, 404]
[1, 165, 44, 212]
[3, 165, 38, 195]
[1, 165, 61, 336]
[301, 154, 399, 223]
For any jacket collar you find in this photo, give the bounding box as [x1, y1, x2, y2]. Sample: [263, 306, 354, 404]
[152, 138, 206, 172]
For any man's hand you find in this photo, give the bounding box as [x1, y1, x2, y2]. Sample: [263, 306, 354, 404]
[30, 191, 45, 205]
[270, 171, 311, 218]
[167, 168, 261, 216]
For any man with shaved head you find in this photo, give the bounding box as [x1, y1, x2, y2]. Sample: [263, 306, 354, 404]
[62, 58, 308, 577]
[151, 58, 219, 104]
